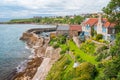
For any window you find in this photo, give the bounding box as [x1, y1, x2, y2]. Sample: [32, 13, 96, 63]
[111, 35, 115, 41]
[85, 32, 89, 36]
[86, 25, 90, 30]
[102, 27, 106, 33]
[112, 29, 115, 34]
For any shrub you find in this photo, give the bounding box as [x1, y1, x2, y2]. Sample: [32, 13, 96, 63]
[60, 50, 66, 54]
[57, 35, 66, 44]
[96, 34, 103, 41]
[95, 53, 103, 61]
[97, 63, 104, 68]
[75, 62, 98, 79]
[75, 54, 81, 60]
[96, 45, 108, 53]
[99, 39, 105, 43]
[49, 38, 57, 45]
[53, 43, 59, 49]
[80, 41, 95, 54]
[65, 59, 71, 65]
[104, 58, 120, 79]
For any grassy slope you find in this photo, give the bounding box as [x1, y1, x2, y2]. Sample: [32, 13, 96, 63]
[68, 40, 97, 64]
[46, 54, 74, 80]
[46, 40, 99, 80]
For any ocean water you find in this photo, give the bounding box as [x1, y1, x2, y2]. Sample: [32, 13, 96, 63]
[0, 24, 55, 80]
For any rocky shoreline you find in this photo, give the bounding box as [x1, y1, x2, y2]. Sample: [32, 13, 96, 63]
[11, 29, 60, 80]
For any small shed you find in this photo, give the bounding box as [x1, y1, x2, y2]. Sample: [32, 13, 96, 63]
[56, 25, 70, 36]
[69, 25, 82, 37]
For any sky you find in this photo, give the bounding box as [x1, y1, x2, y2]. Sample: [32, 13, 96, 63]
[0, 0, 110, 19]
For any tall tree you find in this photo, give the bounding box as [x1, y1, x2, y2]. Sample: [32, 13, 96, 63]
[110, 33, 120, 56]
[102, 0, 120, 32]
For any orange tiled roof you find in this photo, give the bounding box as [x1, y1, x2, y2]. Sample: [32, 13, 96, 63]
[70, 25, 82, 31]
[84, 18, 115, 28]
[104, 21, 115, 28]
[85, 18, 98, 26]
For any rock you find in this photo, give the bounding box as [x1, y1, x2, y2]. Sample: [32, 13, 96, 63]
[16, 30, 60, 80]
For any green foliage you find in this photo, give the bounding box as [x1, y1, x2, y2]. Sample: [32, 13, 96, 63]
[80, 41, 96, 54]
[9, 15, 84, 25]
[66, 62, 97, 80]
[60, 50, 66, 54]
[73, 15, 84, 24]
[91, 27, 97, 37]
[96, 45, 108, 54]
[104, 57, 120, 79]
[68, 40, 97, 64]
[95, 45, 110, 61]
[58, 35, 66, 44]
[95, 53, 103, 62]
[46, 54, 98, 80]
[53, 43, 60, 49]
[110, 33, 120, 57]
[102, 0, 120, 32]
[46, 54, 73, 80]
[49, 38, 57, 46]
[95, 34, 103, 41]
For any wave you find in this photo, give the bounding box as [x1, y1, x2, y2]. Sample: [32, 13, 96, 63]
[16, 44, 37, 73]
[16, 60, 28, 73]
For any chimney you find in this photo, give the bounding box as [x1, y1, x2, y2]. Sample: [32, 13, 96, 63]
[98, 13, 102, 24]
[97, 13, 102, 34]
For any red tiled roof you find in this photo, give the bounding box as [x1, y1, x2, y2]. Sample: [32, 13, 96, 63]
[84, 18, 115, 28]
[110, 23, 116, 28]
[104, 22, 110, 27]
[85, 18, 98, 26]
[104, 21, 115, 28]
[70, 25, 82, 31]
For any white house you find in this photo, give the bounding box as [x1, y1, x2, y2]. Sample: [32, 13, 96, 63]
[81, 14, 116, 41]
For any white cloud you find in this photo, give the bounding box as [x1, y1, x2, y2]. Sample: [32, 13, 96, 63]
[0, 0, 110, 18]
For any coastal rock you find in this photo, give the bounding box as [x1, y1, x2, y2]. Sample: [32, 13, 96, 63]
[20, 32, 44, 48]
[14, 57, 43, 80]
[16, 30, 60, 80]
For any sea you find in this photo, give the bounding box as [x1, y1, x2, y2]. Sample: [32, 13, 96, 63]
[0, 24, 55, 80]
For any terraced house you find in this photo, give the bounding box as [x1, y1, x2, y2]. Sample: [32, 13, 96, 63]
[82, 14, 116, 41]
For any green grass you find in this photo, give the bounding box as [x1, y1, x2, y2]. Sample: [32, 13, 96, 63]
[68, 40, 98, 64]
[60, 44, 68, 50]
[46, 54, 74, 80]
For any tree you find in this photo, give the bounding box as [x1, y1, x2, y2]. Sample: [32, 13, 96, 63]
[74, 16, 84, 24]
[110, 33, 120, 56]
[96, 34, 103, 41]
[91, 27, 97, 37]
[102, 0, 120, 32]
[104, 57, 120, 79]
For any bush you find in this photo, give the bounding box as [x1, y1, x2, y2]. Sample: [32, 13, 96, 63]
[65, 59, 71, 65]
[60, 50, 66, 54]
[95, 53, 103, 61]
[57, 35, 66, 44]
[99, 39, 105, 43]
[49, 38, 57, 45]
[97, 63, 104, 68]
[80, 41, 95, 54]
[96, 45, 108, 53]
[96, 34, 103, 41]
[53, 43, 59, 49]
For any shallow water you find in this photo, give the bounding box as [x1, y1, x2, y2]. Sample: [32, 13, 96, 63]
[0, 24, 55, 80]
